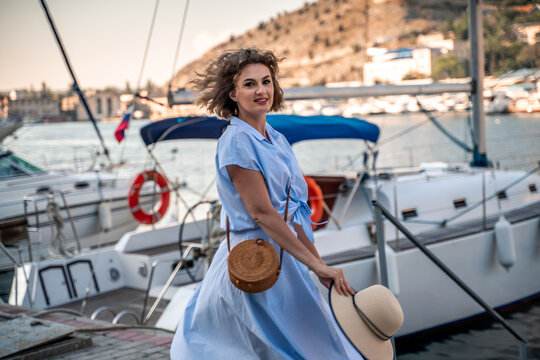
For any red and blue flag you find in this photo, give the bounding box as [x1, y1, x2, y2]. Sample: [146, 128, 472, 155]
[115, 104, 134, 143]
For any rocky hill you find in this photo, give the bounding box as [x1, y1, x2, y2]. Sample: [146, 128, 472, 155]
[168, 0, 467, 89]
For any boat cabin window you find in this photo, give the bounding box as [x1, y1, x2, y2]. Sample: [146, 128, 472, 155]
[453, 198, 467, 209]
[497, 190, 507, 200]
[0, 151, 44, 179]
[401, 208, 418, 220]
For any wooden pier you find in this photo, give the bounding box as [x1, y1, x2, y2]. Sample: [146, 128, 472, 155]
[0, 303, 173, 359]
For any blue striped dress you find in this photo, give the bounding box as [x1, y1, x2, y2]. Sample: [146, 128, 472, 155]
[170, 117, 363, 359]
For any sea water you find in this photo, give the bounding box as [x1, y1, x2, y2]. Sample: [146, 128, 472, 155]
[5, 112, 539, 185]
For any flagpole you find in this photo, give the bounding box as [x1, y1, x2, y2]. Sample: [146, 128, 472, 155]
[40, 0, 112, 166]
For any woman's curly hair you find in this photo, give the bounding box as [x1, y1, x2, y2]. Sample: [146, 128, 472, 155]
[191, 48, 284, 119]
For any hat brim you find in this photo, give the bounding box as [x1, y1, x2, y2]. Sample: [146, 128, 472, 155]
[328, 282, 395, 360]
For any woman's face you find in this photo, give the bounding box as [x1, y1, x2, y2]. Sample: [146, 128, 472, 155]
[229, 63, 274, 119]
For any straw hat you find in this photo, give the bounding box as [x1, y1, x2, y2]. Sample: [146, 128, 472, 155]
[329, 284, 404, 360]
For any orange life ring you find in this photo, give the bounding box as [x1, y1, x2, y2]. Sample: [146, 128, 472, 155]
[304, 176, 324, 227]
[128, 170, 170, 225]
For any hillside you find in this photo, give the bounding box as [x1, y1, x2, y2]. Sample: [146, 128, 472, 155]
[168, 0, 468, 89]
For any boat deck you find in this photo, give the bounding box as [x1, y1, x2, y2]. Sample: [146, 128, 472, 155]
[0, 302, 173, 360]
[51, 287, 170, 327]
[323, 200, 540, 266]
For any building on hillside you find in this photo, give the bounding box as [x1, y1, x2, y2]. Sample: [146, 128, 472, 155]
[513, 22, 540, 45]
[75, 91, 121, 122]
[416, 32, 455, 55]
[363, 47, 440, 86]
[6, 89, 61, 122]
[416, 31, 469, 61]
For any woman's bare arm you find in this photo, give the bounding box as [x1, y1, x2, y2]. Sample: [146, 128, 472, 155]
[227, 165, 354, 295]
[293, 223, 332, 288]
[293, 223, 323, 264]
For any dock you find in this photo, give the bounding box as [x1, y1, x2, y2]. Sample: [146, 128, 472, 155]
[0, 303, 173, 359]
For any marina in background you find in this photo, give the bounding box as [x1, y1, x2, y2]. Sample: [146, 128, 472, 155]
[1, 0, 540, 358]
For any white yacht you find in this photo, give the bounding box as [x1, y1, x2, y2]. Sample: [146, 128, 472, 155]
[0, 147, 157, 271]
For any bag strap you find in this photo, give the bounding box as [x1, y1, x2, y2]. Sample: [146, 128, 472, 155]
[227, 185, 291, 270]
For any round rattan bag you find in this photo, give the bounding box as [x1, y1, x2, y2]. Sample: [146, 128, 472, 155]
[227, 238, 280, 293]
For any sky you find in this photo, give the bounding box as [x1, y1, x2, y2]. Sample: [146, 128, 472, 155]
[0, 0, 314, 92]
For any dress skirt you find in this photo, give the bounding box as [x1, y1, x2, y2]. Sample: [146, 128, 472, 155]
[170, 224, 363, 359]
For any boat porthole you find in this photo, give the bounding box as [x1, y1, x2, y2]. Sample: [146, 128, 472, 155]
[529, 183, 537, 193]
[74, 181, 90, 189]
[497, 190, 507, 200]
[109, 267, 120, 282]
[453, 198, 467, 209]
[401, 208, 418, 220]
[36, 185, 51, 193]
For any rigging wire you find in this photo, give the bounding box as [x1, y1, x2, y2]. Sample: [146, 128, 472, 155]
[136, 93, 168, 107]
[340, 116, 431, 171]
[116, 0, 160, 168]
[136, 0, 161, 92]
[416, 97, 473, 153]
[168, 0, 191, 96]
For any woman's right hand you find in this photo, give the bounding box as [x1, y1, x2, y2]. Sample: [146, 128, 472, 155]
[311, 263, 355, 296]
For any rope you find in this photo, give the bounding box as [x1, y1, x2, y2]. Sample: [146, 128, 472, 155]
[442, 164, 540, 226]
[398, 164, 540, 226]
[136, 93, 169, 107]
[340, 117, 431, 171]
[416, 97, 473, 153]
[136, 0, 160, 92]
[168, 0, 191, 93]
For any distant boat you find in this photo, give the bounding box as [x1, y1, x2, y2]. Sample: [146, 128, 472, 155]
[0, 146, 157, 271]
[0, 118, 22, 143]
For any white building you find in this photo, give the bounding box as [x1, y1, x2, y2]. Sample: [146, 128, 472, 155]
[363, 47, 438, 86]
[513, 22, 540, 45]
[417, 32, 455, 55]
[7, 95, 60, 122]
[75, 91, 121, 122]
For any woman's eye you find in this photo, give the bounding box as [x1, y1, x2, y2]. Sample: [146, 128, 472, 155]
[263, 79, 271, 85]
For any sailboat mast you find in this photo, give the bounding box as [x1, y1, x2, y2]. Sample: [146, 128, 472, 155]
[40, 0, 112, 166]
[468, 0, 488, 167]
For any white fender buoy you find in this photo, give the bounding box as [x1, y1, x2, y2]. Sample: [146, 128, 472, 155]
[98, 202, 113, 232]
[494, 215, 516, 271]
[375, 244, 400, 296]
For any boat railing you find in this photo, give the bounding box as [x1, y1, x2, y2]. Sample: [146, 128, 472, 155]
[372, 199, 528, 360]
[0, 241, 34, 308]
[23, 190, 82, 256]
[142, 242, 205, 324]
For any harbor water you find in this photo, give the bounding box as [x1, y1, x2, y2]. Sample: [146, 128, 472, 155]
[2, 112, 540, 358]
[4, 112, 539, 188]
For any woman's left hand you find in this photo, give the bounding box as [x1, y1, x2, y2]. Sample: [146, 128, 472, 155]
[312, 263, 355, 296]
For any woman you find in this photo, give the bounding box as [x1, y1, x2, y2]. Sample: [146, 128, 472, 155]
[171, 48, 362, 359]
